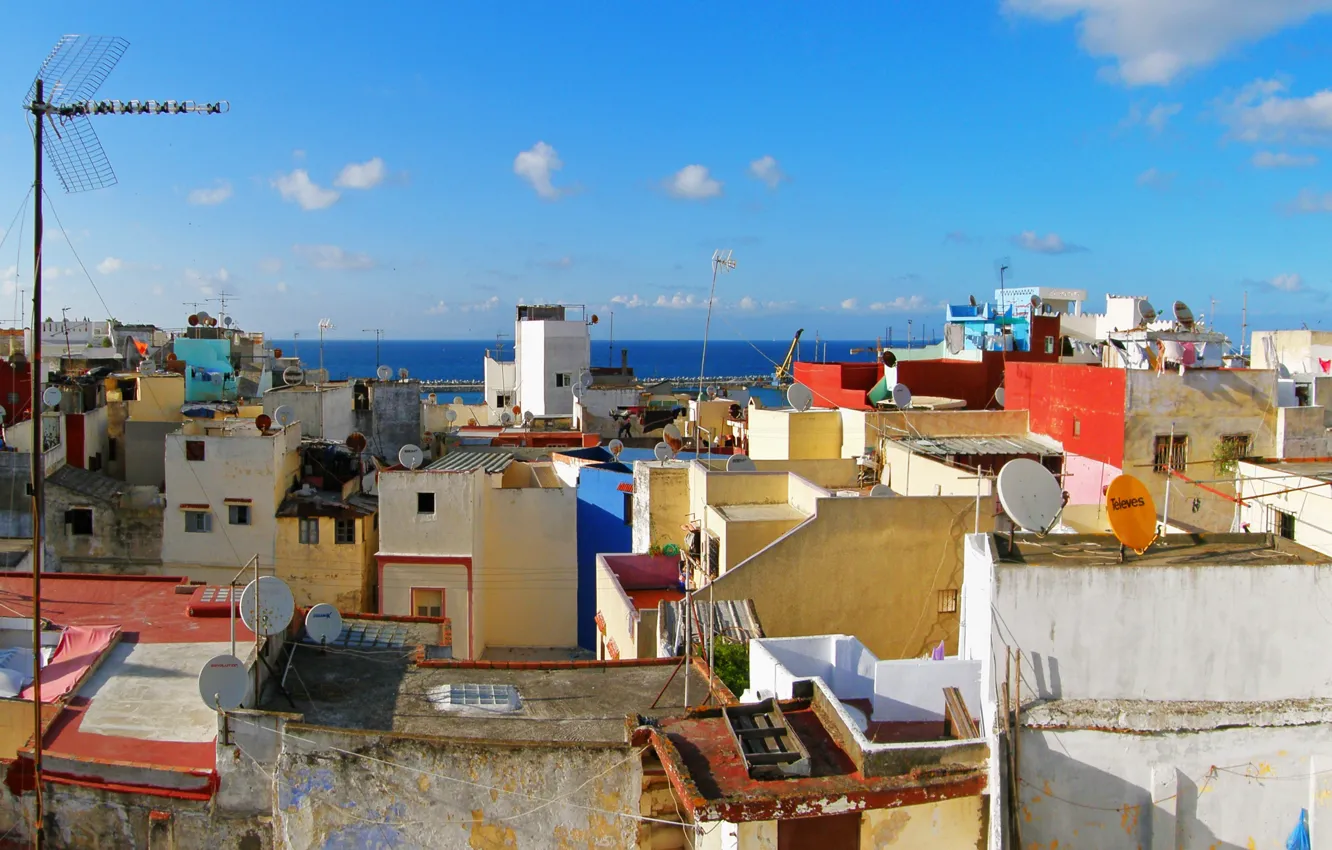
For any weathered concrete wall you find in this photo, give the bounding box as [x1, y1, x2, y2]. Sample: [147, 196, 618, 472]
[124, 420, 181, 487]
[369, 381, 422, 462]
[860, 795, 983, 847]
[481, 483, 578, 648]
[747, 409, 842, 461]
[274, 514, 374, 612]
[46, 481, 163, 571]
[1277, 404, 1332, 458]
[632, 462, 689, 554]
[263, 384, 354, 442]
[36, 783, 267, 849]
[274, 726, 641, 849]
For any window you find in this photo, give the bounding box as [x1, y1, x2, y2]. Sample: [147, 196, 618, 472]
[623, 492, 633, 525]
[1044, 336, 1055, 354]
[298, 517, 319, 544]
[1152, 434, 1188, 474]
[937, 589, 959, 614]
[228, 504, 251, 526]
[185, 440, 206, 461]
[65, 508, 93, 536]
[184, 511, 212, 533]
[412, 588, 443, 618]
[335, 518, 356, 544]
[555, 372, 572, 388]
[108, 438, 117, 462]
[417, 492, 435, 514]
[1273, 508, 1296, 541]
[496, 393, 513, 409]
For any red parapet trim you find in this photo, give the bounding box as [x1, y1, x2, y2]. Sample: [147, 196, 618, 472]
[41, 770, 216, 802]
[375, 554, 474, 566]
[417, 655, 683, 670]
[0, 572, 190, 584]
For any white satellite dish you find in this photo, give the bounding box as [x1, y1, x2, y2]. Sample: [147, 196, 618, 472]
[726, 454, 757, 472]
[376, 364, 392, 381]
[305, 603, 344, 644]
[891, 383, 913, 409]
[223, 316, 234, 327]
[663, 423, 681, 441]
[522, 410, 535, 426]
[444, 409, 457, 423]
[138, 359, 153, 374]
[273, 405, 295, 427]
[653, 442, 673, 461]
[239, 577, 295, 637]
[42, 386, 62, 408]
[869, 483, 896, 497]
[399, 444, 424, 469]
[995, 388, 1006, 408]
[571, 383, 584, 401]
[499, 411, 514, 426]
[1140, 300, 1157, 324]
[1173, 300, 1195, 329]
[198, 654, 247, 710]
[452, 396, 464, 405]
[608, 438, 624, 458]
[786, 383, 814, 412]
[706, 384, 720, 400]
[282, 365, 304, 386]
[398, 367, 409, 380]
[427, 393, 437, 404]
[996, 458, 1064, 534]
[196, 311, 212, 324]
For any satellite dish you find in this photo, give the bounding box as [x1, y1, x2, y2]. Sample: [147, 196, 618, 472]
[1173, 300, 1195, 329]
[1105, 474, 1158, 553]
[282, 365, 304, 386]
[608, 438, 624, 458]
[224, 316, 234, 327]
[571, 384, 583, 400]
[522, 410, 535, 426]
[663, 423, 682, 441]
[891, 383, 912, 409]
[399, 444, 424, 469]
[869, 484, 896, 497]
[346, 432, 367, 453]
[255, 414, 272, 432]
[166, 352, 178, 363]
[707, 384, 720, 400]
[726, 454, 757, 472]
[1030, 294, 1042, 311]
[42, 386, 62, 408]
[197, 311, 212, 324]
[881, 350, 897, 367]
[444, 409, 457, 423]
[274, 405, 295, 427]
[198, 654, 247, 710]
[968, 294, 977, 308]
[188, 314, 200, 327]
[590, 314, 600, 325]
[499, 411, 514, 426]
[239, 577, 295, 637]
[398, 367, 409, 380]
[305, 603, 344, 644]
[995, 388, 1006, 408]
[1140, 300, 1157, 324]
[996, 458, 1064, 533]
[376, 365, 392, 381]
[138, 359, 153, 374]
[452, 396, 464, 405]
[428, 393, 437, 404]
[786, 383, 814, 412]
[653, 442, 673, 461]
[273, 348, 283, 359]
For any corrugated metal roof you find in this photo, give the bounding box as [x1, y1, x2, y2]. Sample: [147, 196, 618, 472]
[47, 464, 123, 504]
[893, 434, 1062, 457]
[425, 450, 515, 473]
[658, 598, 765, 657]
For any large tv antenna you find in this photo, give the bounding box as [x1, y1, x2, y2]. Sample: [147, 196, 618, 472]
[25, 35, 227, 840]
[697, 249, 737, 456]
[994, 257, 1013, 311]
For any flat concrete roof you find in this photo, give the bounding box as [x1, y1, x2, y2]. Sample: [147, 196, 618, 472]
[1240, 459, 1332, 481]
[714, 503, 808, 523]
[276, 638, 709, 743]
[992, 533, 1325, 567]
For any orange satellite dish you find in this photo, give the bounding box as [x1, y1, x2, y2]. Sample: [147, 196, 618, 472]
[188, 314, 199, 326]
[1105, 474, 1157, 553]
[255, 414, 272, 432]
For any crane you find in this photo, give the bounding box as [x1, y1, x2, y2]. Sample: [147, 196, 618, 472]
[773, 328, 805, 385]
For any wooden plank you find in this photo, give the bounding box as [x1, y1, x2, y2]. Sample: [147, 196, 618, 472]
[943, 686, 979, 739]
[746, 751, 803, 765]
[736, 727, 789, 739]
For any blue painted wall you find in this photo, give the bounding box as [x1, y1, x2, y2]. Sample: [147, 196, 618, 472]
[575, 462, 632, 650]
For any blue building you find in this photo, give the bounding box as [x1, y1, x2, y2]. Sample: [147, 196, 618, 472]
[173, 337, 237, 402]
[944, 302, 1031, 352]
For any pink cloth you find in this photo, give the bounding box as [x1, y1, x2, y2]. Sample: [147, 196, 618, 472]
[22, 625, 120, 702]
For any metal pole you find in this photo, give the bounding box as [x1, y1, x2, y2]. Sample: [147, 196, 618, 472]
[319, 326, 325, 376]
[30, 79, 45, 848]
[1162, 422, 1175, 534]
[683, 587, 691, 708]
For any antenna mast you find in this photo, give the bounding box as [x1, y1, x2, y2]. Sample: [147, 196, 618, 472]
[362, 328, 384, 369]
[208, 291, 237, 323]
[318, 318, 334, 376]
[24, 36, 227, 846]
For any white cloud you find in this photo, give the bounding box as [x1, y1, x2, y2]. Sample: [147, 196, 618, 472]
[427, 301, 449, 315]
[1221, 78, 1332, 145]
[292, 244, 374, 270]
[868, 295, 940, 312]
[1266, 272, 1304, 292]
[1123, 102, 1182, 132]
[1136, 167, 1176, 189]
[276, 281, 288, 293]
[43, 267, 76, 281]
[272, 169, 340, 211]
[737, 296, 759, 311]
[611, 294, 645, 308]
[840, 298, 859, 311]
[1253, 150, 1319, 168]
[334, 157, 387, 190]
[1005, 0, 1332, 85]
[187, 181, 233, 206]
[1012, 230, 1089, 254]
[655, 292, 709, 309]
[1286, 189, 1332, 213]
[513, 142, 565, 199]
[748, 155, 787, 189]
[96, 257, 123, 275]
[427, 296, 498, 315]
[184, 267, 230, 297]
[665, 165, 722, 200]
[257, 257, 284, 274]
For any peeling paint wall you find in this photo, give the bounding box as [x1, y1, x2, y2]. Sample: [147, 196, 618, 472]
[45, 481, 163, 571]
[632, 462, 689, 553]
[274, 726, 641, 849]
[860, 796, 983, 848]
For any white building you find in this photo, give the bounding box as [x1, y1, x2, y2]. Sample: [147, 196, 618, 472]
[1237, 459, 1332, 551]
[993, 286, 1087, 319]
[1251, 329, 1332, 407]
[161, 418, 301, 584]
[375, 451, 577, 659]
[481, 304, 590, 419]
[961, 530, 1332, 849]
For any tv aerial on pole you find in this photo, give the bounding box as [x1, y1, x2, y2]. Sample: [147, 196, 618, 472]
[317, 318, 334, 376]
[362, 328, 384, 369]
[24, 36, 227, 843]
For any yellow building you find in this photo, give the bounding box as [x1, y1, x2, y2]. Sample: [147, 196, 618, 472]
[275, 488, 379, 612]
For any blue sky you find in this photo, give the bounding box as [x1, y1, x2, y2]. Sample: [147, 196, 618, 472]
[2, 1, 1332, 342]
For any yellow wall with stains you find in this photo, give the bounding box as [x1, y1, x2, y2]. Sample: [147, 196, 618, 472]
[861, 795, 984, 847]
[274, 513, 377, 612]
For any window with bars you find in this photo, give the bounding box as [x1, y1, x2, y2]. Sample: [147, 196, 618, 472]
[1272, 508, 1296, 541]
[335, 518, 356, 544]
[1152, 434, 1188, 474]
[298, 517, 319, 545]
[937, 589, 959, 613]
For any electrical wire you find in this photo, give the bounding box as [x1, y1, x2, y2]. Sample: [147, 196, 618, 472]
[38, 188, 113, 324]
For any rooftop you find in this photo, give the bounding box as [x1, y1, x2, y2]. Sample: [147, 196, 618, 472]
[892, 433, 1062, 457]
[425, 449, 515, 474]
[713, 503, 808, 523]
[47, 464, 125, 504]
[1239, 458, 1332, 481]
[272, 625, 709, 743]
[991, 533, 1324, 567]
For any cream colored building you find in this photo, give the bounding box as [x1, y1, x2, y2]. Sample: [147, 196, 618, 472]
[376, 453, 576, 659]
[160, 418, 301, 584]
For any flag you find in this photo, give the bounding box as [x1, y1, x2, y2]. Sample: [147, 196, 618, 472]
[131, 338, 148, 357]
[1320, 358, 1330, 374]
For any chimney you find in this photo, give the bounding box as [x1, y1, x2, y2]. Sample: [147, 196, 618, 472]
[620, 348, 629, 371]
